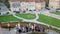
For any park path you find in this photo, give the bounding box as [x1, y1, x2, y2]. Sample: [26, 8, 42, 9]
[12, 11, 60, 34]
[41, 11, 60, 19]
[0, 11, 59, 34]
[12, 12, 39, 21]
[32, 13, 39, 20]
[12, 12, 60, 30]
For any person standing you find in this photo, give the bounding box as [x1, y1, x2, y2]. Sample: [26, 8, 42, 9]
[17, 23, 22, 33]
[7, 23, 11, 31]
[41, 27, 45, 32]
[0, 23, 2, 34]
[22, 26, 26, 33]
[0, 23, 2, 28]
[31, 25, 34, 32]
[15, 23, 22, 34]
[25, 26, 28, 32]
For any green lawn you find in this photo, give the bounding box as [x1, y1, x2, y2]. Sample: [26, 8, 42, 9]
[0, 15, 20, 22]
[51, 11, 60, 15]
[16, 13, 36, 20]
[28, 32, 46, 34]
[0, 13, 60, 28]
[38, 14, 60, 28]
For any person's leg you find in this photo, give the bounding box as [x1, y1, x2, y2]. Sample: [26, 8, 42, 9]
[8, 27, 10, 31]
[16, 30, 19, 34]
[9, 27, 11, 31]
[19, 29, 22, 33]
[16, 31, 18, 34]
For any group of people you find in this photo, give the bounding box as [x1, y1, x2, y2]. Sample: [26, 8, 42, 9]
[15, 23, 45, 34]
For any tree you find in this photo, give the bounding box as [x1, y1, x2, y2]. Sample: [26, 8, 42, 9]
[45, 0, 49, 8]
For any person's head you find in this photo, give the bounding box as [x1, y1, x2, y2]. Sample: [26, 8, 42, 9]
[15, 24, 18, 27]
[17, 23, 20, 26]
[7, 23, 10, 27]
[29, 23, 31, 26]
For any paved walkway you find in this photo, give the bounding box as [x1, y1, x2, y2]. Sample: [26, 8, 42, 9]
[41, 11, 60, 19]
[13, 12, 39, 21]
[32, 13, 39, 20]
[45, 29, 60, 34]
[0, 28, 10, 34]
[0, 28, 59, 34]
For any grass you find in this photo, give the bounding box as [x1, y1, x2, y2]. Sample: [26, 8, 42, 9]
[38, 14, 60, 28]
[28, 32, 47, 34]
[16, 13, 36, 20]
[0, 15, 20, 23]
[51, 11, 60, 15]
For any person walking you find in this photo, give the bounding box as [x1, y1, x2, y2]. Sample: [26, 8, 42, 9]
[31, 25, 34, 32]
[7, 23, 11, 31]
[0, 23, 2, 28]
[41, 27, 45, 32]
[15, 23, 22, 34]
